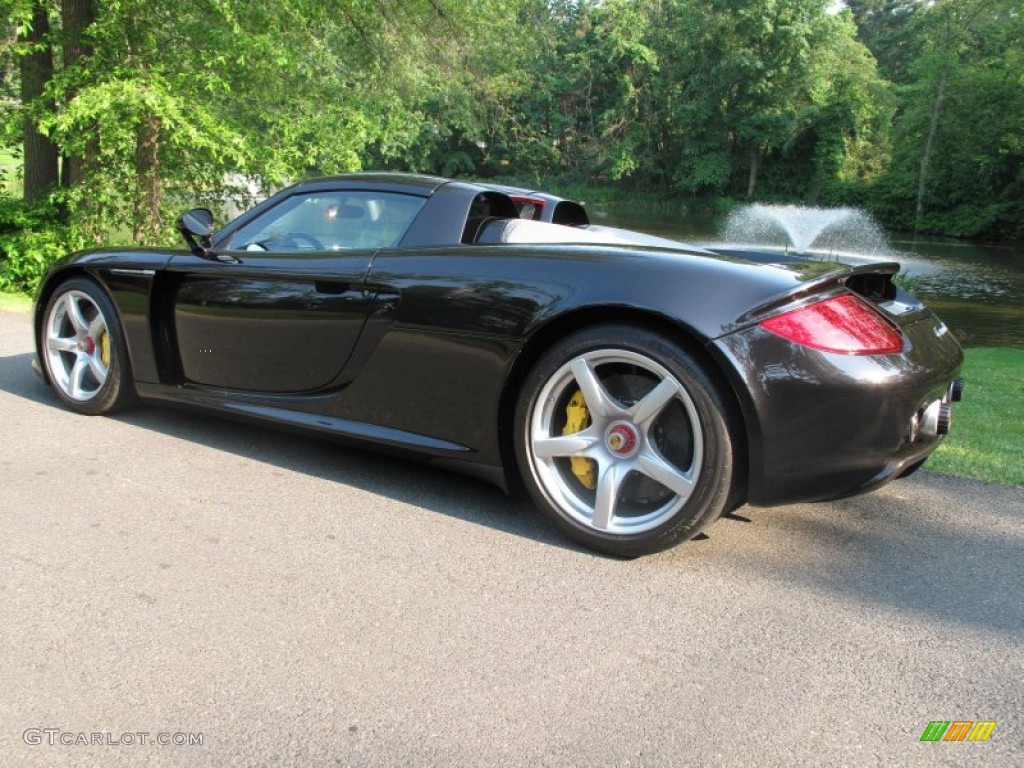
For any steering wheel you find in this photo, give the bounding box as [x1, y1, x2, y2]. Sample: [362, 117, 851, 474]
[277, 233, 325, 251]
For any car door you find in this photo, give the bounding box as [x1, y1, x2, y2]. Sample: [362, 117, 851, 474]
[166, 189, 424, 393]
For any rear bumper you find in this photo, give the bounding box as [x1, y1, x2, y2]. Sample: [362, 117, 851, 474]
[712, 308, 963, 506]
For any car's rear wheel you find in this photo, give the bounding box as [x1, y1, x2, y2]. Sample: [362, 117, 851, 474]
[515, 325, 735, 557]
[41, 277, 137, 415]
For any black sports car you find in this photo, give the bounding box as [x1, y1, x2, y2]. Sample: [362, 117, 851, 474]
[33, 173, 964, 556]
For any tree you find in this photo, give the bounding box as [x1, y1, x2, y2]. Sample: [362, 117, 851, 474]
[873, 0, 1024, 238]
[0, 0, 499, 241]
[60, 0, 95, 191]
[799, 8, 894, 201]
[846, 0, 923, 82]
[2, 0, 1019, 247]
[17, 1, 58, 201]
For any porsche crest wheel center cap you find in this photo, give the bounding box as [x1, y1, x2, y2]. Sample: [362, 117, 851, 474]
[606, 421, 639, 457]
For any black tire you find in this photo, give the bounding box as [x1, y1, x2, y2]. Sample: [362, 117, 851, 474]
[40, 276, 138, 415]
[514, 325, 735, 557]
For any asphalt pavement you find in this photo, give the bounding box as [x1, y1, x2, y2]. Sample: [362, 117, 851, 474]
[1, 307, 1021, 767]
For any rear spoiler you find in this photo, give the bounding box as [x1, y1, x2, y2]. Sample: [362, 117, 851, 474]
[734, 261, 903, 327]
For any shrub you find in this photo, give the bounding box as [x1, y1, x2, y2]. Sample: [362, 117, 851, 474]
[0, 196, 86, 295]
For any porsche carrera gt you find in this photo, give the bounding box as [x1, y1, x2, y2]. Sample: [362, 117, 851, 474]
[33, 173, 964, 556]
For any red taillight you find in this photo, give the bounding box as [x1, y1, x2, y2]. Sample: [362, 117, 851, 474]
[760, 294, 904, 355]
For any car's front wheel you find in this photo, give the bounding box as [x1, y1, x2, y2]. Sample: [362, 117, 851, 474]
[515, 325, 735, 557]
[41, 277, 138, 415]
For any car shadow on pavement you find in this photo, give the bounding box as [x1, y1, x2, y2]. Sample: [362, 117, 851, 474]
[720, 472, 1024, 638]
[0, 352, 47, 401]
[0, 351, 589, 555]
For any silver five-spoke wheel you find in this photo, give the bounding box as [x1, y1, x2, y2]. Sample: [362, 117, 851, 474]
[516, 325, 734, 557]
[39, 277, 137, 415]
[530, 349, 704, 535]
[45, 290, 110, 402]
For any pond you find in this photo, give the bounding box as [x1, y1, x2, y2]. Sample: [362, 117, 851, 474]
[592, 206, 1024, 349]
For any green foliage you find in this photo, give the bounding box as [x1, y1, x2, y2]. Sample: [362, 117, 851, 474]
[468, 0, 895, 204]
[0, 195, 87, 293]
[863, 0, 1024, 240]
[847, 0, 925, 83]
[2, 0, 506, 241]
[0, 0, 1020, 242]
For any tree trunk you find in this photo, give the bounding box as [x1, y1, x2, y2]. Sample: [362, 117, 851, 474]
[746, 147, 760, 198]
[61, 0, 97, 190]
[20, 2, 59, 203]
[915, 65, 948, 233]
[133, 114, 162, 243]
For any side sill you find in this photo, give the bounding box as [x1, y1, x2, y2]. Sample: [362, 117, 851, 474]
[137, 382, 471, 453]
[135, 383, 511, 493]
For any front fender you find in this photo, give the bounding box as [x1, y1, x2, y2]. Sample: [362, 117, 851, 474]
[34, 248, 176, 385]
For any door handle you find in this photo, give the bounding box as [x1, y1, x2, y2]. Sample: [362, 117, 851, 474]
[314, 281, 350, 294]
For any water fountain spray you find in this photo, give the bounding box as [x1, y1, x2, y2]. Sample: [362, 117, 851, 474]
[723, 204, 890, 256]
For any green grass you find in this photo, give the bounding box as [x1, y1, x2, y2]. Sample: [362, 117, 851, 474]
[927, 347, 1024, 487]
[0, 291, 32, 312]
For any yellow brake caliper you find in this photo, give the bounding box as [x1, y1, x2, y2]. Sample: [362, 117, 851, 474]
[563, 390, 596, 489]
[99, 331, 110, 367]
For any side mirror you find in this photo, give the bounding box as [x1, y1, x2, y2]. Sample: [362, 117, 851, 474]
[176, 208, 215, 257]
[178, 208, 214, 237]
